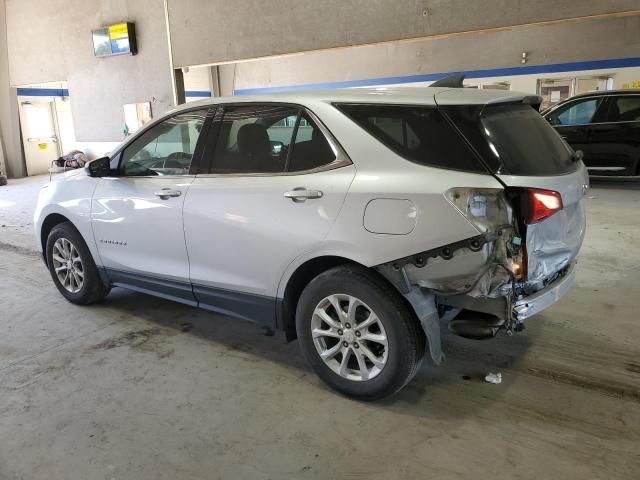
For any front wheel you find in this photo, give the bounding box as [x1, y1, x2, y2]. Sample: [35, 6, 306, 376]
[46, 222, 110, 304]
[296, 265, 425, 400]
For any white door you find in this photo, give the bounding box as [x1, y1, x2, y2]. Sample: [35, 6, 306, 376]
[91, 108, 209, 302]
[183, 105, 355, 324]
[19, 100, 60, 175]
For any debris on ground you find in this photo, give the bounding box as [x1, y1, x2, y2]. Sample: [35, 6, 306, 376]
[484, 372, 502, 384]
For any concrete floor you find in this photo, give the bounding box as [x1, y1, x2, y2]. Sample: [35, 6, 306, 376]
[1, 175, 639, 480]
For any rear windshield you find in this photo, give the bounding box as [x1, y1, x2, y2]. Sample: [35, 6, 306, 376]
[335, 103, 487, 174]
[442, 104, 577, 176]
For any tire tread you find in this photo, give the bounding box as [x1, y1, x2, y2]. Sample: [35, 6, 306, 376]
[46, 222, 110, 305]
[296, 264, 426, 400]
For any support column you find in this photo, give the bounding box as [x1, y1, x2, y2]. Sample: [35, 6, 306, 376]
[174, 68, 186, 105]
[208, 66, 221, 97]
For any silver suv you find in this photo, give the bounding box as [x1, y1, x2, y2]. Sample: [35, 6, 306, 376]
[35, 87, 587, 400]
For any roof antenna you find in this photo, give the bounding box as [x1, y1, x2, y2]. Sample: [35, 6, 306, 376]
[430, 75, 465, 88]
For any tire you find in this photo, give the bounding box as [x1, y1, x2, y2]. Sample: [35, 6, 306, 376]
[296, 265, 425, 401]
[0, 175, 7, 186]
[46, 222, 110, 304]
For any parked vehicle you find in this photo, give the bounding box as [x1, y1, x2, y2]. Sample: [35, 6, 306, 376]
[35, 87, 587, 400]
[542, 89, 640, 178]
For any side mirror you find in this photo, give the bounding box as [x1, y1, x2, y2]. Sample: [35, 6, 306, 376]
[571, 149, 584, 163]
[87, 157, 111, 177]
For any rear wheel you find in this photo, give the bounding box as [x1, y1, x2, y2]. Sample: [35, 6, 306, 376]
[46, 222, 110, 304]
[296, 265, 425, 400]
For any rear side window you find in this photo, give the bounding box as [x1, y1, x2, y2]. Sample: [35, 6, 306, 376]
[288, 113, 336, 172]
[205, 105, 337, 174]
[209, 105, 298, 174]
[605, 96, 640, 122]
[335, 104, 487, 174]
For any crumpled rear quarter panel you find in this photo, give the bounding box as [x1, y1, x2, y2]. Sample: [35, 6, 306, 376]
[526, 197, 586, 287]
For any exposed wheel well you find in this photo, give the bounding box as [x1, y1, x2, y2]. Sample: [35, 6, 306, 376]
[40, 213, 72, 262]
[279, 255, 411, 341]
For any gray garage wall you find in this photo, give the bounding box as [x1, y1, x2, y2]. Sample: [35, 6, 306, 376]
[0, 0, 23, 177]
[228, 15, 640, 93]
[5, 0, 173, 142]
[2, 0, 640, 175]
[168, 0, 640, 68]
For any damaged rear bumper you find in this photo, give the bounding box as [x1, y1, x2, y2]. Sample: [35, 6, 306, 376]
[512, 261, 575, 321]
[437, 261, 576, 322]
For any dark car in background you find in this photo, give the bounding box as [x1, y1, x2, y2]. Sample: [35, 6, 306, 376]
[542, 90, 640, 178]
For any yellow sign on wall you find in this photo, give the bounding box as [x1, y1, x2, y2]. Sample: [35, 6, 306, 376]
[621, 81, 640, 89]
[37, 143, 48, 150]
[108, 23, 129, 40]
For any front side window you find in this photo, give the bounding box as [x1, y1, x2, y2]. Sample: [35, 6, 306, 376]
[547, 98, 603, 126]
[605, 95, 640, 122]
[120, 109, 208, 176]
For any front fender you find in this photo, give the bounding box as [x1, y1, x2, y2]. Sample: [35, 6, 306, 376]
[34, 175, 101, 264]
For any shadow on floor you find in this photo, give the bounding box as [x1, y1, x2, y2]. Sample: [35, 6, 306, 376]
[95, 286, 537, 418]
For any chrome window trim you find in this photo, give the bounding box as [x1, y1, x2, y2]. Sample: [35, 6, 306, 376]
[197, 102, 353, 178]
[554, 119, 640, 127]
[100, 174, 197, 180]
[587, 166, 626, 171]
[194, 160, 352, 178]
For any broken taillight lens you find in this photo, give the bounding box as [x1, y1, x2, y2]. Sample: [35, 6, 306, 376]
[527, 188, 563, 224]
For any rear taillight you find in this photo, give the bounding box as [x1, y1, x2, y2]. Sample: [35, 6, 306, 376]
[527, 188, 563, 224]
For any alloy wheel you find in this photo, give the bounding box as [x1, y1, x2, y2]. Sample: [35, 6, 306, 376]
[311, 294, 388, 381]
[51, 238, 84, 293]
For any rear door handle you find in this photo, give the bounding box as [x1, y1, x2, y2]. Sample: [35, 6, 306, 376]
[154, 188, 182, 199]
[284, 188, 323, 202]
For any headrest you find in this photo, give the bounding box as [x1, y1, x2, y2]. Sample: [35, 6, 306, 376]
[238, 123, 270, 155]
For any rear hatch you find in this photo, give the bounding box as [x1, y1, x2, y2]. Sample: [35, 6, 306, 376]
[436, 91, 588, 289]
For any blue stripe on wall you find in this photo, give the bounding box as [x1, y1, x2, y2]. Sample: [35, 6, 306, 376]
[16, 88, 212, 98]
[234, 57, 640, 95]
[17, 87, 69, 97]
[185, 90, 212, 98]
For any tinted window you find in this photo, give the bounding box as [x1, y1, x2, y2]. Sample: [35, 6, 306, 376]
[209, 105, 298, 173]
[336, 104, 486, 173]
[547, 98, 603, 126]
[606, 95, 640, 122]
[481, 104, 576, 176]
[288, 113, 336, 172]
[121, 109, 207, 176]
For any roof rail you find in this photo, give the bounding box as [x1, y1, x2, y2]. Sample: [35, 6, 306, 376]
[430, 75, 465, 88]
